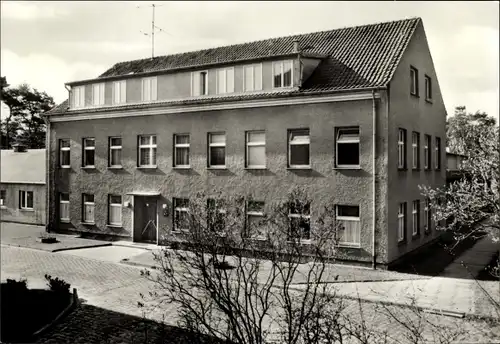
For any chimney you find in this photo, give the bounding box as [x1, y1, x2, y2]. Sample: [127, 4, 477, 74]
[12, 143, 27, 153]
[293, 39, 300, 53]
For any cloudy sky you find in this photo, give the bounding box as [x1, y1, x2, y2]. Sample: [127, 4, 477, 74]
[1, 1, 498, 121]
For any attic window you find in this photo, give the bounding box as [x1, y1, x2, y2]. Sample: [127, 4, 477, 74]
[72, 86, 85, 108]
[273, 60, 293, 88]
[141, 77, 157, 102]
[192, 71, 208, 96]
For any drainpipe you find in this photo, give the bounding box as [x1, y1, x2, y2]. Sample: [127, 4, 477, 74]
[372, 89, 377, 269]
[43, 114, 51, 233]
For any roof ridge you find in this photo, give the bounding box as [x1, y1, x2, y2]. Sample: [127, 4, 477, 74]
[101, 17, 421, 76]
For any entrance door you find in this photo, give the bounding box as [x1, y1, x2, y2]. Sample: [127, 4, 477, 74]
[133, 196, 158, 243]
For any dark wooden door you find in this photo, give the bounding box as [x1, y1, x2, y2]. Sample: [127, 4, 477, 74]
[134, 197, 157, 243]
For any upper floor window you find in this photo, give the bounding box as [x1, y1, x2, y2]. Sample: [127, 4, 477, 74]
[60, 193, 70, 222]
[83, 138, 95, 167]
[216, 67, 234, 94]
[72, 86, 85, 108]
[0, 190, 5, 206]
[435, 137, 441, 170]
[412, 132, 420, 169]
[288, 200, 310, 241]
[398, 128, 407, 169]
[19, 190, 34, 210]
[336, 127, 360, 168]
[424, 134, 431, 170]
[336, 205, 360, 247]
[398, 202, 406, 242]
[273, 60, 293, 88]
[59, 139, 71, 168]
[410, 66, 419, 96]
[113, 80, 126, 104]
[141, 77, 157, 102]
[109, 137, 122, 167]
[246, 131, 266, 168]
[108, 195, 122, 226]
[288, 129, 310, 168]
[82, 193, 95, 224]
[191, 71, 208, 96]
[243, 64, 263, 92]
[174, 134, 190, 168]
[246, 200, 265, 240]
[208, 133, 226, 168]
[425, 75, 432, 100]
[92, 83, 105, 106]
[138, 135, 157, 167]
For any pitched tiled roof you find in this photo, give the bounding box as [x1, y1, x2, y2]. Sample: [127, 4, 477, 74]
[49, 17, 421, 115]
[1, 149, 46, 184]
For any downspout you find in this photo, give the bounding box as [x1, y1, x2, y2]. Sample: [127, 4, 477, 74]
[43, 114, 51, 233]
[372, 89, 377, 269]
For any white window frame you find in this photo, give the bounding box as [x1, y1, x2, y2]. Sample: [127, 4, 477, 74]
[412, 132, 419, 169]
[424, 135, 431, 170]
[208, 132, 226, 168]
[398, 202, 406, 242]
[410, 66, 418, 96]
[72, 85, 85, 108]
[112, 80, 127, 105]
[216, 67, 235, 94]
[412, 200, 419, 236]
[83, 138, 95, 167]
[398, 128, 406, 169]
[272, 60, 293, 89]
[82, 194, 95, 224]
[108, 195, 122, 226]
[246, 200, 265, 240]
[207, 198, 227, 234]
[425, 75, 432, 100]
[336, 127, 360, 168]
[60, 193, 70, 222]
[141, 77, 157, 102]
[336, 205, 361, 248]
[435, 137, 441, 170]
[173, 198, 190, 232]
[109, 137, 122, 167]
[174, 134, 190, 168]
[288, 129, 310, 168]
[246, 131, 266, 168]
[19, 190, 34, 210]
[288, 203, 311, 242]
[138, 135, 157, 167]
[92, 83, 105, 106]
[243, 63, 263, 92]
[0, 190, 5, 207]
[191, 70, 208, 96]
[59, 139, 71, 168]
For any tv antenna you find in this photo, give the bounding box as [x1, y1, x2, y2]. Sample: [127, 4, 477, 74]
[137, 3, 171, 59]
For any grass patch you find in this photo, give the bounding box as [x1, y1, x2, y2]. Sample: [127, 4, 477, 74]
[476, 250, 500, 281]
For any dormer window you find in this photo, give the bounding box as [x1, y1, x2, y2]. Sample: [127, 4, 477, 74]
[141, 77, 157, 102]
[216, 67, 234, 94]
[273, 60, 293, 88]
[72, 86, 85, 108]
[192, 71, 208, 96]
[113, 80, 126, 104]
[92, 83, 105, 106]
[243, 64, 263, 92]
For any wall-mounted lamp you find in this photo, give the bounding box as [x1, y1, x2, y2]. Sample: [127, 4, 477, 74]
[123, 201, 131, 208]
[162, 203, 169, 217]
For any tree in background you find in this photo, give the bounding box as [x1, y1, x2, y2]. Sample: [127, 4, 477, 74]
[1, 77, 55, 149]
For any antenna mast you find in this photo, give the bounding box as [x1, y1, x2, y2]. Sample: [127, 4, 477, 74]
[138, 3, 169, 59]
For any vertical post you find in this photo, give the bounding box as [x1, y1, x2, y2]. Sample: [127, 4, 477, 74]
[151, 4, 155, 59]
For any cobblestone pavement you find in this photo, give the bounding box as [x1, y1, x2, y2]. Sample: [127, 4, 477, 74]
[1, 245, 498, 343]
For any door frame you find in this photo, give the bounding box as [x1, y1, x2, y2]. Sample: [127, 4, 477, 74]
[132, 195, 159, 245]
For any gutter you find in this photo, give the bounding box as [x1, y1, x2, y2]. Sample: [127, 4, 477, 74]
[372, 89, 377, 269]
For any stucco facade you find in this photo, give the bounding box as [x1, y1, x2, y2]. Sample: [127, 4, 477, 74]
[0, 183, 46, 225]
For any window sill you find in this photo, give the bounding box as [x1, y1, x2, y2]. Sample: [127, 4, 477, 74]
[286, 239, 312, 245]
[20, 208, 35, 212]
[81, 166, 96, 170]
[60, 219, 70, 223]
[60, 166, 71, 169]
[108, 166, 123, 170]
[137, 166, 158, 170]
[173, 166, 191, 170]
[0, 206, 8, 209]
[81, 222, 96, 226]
[425, 98, 433, 104]
[410, 93, 420, 98]
[337, 243, 361, 249]
[398, 168, 408, 171]
[397, 239, 407, 246]
[171, 229, 190, 234]
[106, 224, 123, 228]
[334, 166, 361, 170]
[207, 166, 227, 170]
[287, 166, 312, 170]
[245, 167, 267, 170]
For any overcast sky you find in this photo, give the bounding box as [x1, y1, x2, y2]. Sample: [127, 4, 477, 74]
[1, 1, 498, 121]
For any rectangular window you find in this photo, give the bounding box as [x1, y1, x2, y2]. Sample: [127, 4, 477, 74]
[424, 135, 431, 170]
[191, 71, 208, 96]
[109, 137, 122, 167]
[59, 139, 70, 168]
[174, 134, 190, 168]
[92, 83, 105, 106]
[173, 198, 190, 231]
[336, 127, 360, 167]
[398, 128, 407, 169]
[83, 138, 95, 167]
[82, 194, 95, 224]
[412, 200, 420, 236]
[141, 77, 157, 102]
[243, 64, 263, 92]
[288, 129, 310, 168]
[108, 195, 122, 226]
[273, 60, 293, 88]
[0, 190, 5, 206]
[216, 67, 234, 94]
[60, 193, 70, 222]
[435, 137, 441, 170]
[207, 199, 226, 232]
[113, 80, 126, 104]
[19, 191, 34, 210]
[288, 200, 311, 240]
[425, 75, 432, 100]
[72, 86, 85, 108]
[412, 132, 420, 169]
[336, 205, 360, 247]
[138, 135, 157, 167]
[398, 202, 406, 242]
[410, 66, 419, 96]
[246, 200, 265, 239]
[208, 133, 226, 168]
[246, 131, 266, 168]
[424, 198, 431, 232]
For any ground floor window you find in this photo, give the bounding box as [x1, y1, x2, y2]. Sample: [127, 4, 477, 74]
[19, 191, 34, 210]
[0, 190, 6, 206]
[82, 194, 95, 224]
[412, 200, 420, 236]
[288, 200, 311, 240]
[246, 200, 265, 239]
[398, 202, 406, 242]
[336, 205, 360, 247]
[207, 198, 226, 232]
[173, 198, 190, 231]
[60, 193, 70, 222]
[108, 195, 122, 226]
